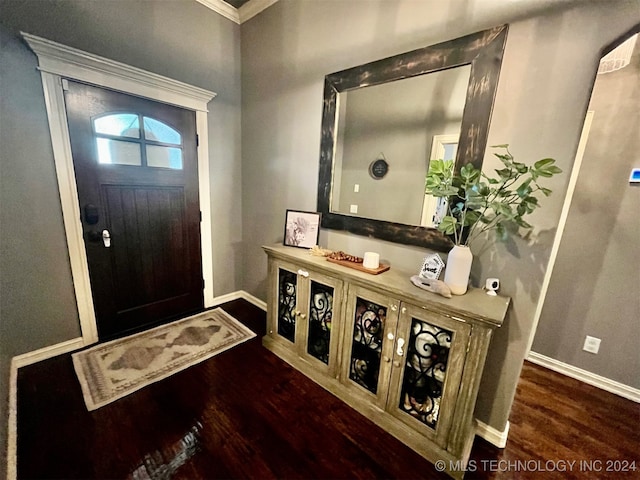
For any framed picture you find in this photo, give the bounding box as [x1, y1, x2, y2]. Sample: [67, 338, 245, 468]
[283, 210, 321, 249]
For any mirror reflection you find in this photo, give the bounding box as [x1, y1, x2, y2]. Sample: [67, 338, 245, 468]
[331, 65, 471, 226]
[317, 25, 508, 251]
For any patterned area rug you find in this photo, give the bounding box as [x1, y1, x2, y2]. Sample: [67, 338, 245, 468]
[72, 308, 255, 411]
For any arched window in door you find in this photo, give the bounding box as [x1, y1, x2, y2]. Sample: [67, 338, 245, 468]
[93, 113, 184, 169]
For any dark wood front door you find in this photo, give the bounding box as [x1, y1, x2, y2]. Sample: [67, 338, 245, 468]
[64, 81, 204, 339]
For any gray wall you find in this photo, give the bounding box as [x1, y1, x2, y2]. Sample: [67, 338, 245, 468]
[0, 1, 241, 476]
[2, 0, 639, 474]
[240, 0, 640, 435]
[531, 38, 640, 388]
[336, 67, 468, 225]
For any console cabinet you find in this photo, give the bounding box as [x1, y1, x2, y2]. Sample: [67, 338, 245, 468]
[263, 245, 510, 479]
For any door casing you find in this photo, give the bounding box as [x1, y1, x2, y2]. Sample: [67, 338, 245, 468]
[23, 32, 217, 346]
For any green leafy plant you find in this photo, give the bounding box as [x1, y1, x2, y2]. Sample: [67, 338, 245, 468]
[425, 145, 562, 247]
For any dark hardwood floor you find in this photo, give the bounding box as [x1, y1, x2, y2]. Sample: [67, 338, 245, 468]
[16, 299, 640, 479]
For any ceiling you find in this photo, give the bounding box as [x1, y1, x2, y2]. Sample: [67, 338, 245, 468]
[197, 0, 277, 24]
[223, 0, 251, 8]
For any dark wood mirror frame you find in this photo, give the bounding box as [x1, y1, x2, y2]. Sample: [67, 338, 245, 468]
[317, 25, 508, 252]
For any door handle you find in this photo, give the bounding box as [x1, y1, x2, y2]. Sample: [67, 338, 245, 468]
[102, 229, 111, 248]
[396, 338, 405, 357]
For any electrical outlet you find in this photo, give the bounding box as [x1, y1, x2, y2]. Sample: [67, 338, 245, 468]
[583, 335, 601, 354]
[354, 184, 360, 193]
[350, 204, 358, 213]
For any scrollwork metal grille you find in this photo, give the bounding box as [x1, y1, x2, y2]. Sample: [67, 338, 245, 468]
[277, 269, 297, 342]
[398, 318, 452, 429]
[349, 297, 386, 394]
[306, 281, 333, 364]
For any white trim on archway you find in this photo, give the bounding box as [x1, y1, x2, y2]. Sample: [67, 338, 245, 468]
[21, 32, 217, 346]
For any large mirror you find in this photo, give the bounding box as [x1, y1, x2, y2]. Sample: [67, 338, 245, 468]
[317, 25, 508, 251]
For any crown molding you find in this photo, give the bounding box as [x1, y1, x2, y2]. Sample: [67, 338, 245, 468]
[196, 0, 278, 24]
[21, 32, 216, 112]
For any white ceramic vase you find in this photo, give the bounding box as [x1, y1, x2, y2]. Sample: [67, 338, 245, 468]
[444, 245, 473, 295]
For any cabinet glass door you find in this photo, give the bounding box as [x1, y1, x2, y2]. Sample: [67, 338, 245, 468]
[398, 318, 453, 429]
[341, 286, 398, 408]
[276, 267, 298, 343]
[301, 271, 342, 375]
[387, 304, 469, 444]
[349, 296, 385, 393]
[306, 280, 334, 364]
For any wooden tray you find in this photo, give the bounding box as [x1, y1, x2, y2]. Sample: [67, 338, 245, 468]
[326, 257, 390, 275]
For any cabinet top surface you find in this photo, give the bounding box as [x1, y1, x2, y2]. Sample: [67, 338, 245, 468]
[263, 244, 510, 328]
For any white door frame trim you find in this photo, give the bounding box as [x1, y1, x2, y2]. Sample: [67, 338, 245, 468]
[22, 32, 217, 346]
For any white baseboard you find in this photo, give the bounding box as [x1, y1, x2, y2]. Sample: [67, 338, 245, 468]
[7, 360, 18, 480]
[212, 290, 267, 311]
[527, 351, 640, 403]
[11, 337, 86, 369]
[476, 419, 510, 448]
